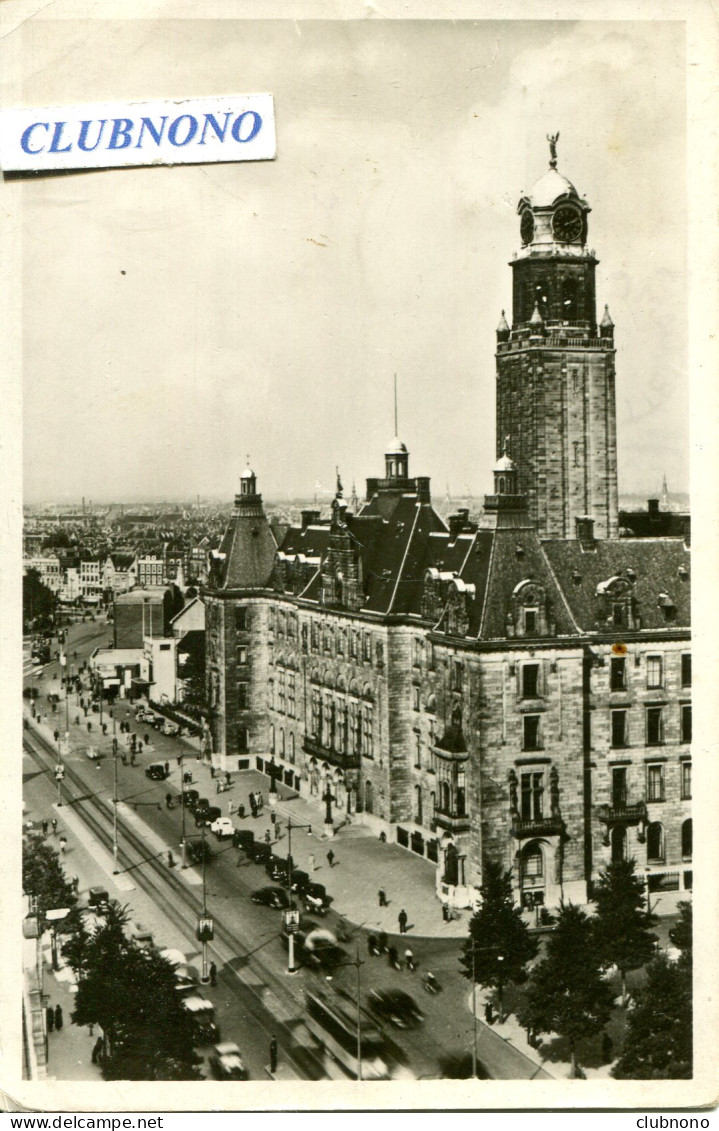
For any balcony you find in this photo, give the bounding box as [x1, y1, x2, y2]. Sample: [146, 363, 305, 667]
[597, 801, 647, 827]
[302, 735, 360, 770]
[433, 809, 470, 833]
[511, 814, 563, 839]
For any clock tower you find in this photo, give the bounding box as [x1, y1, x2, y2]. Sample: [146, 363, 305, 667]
[495, 136, 618, 539]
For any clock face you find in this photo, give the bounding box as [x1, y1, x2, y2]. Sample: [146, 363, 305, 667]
[520, 210, 534, 245]
[552, 205, 583, 244]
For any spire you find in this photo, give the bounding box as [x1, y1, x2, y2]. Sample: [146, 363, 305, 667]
[529, 302, 544, 332]
[600, 304, 614, 338]
[496, 309, 510, 342]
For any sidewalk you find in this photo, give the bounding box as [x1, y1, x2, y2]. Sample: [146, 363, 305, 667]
[228, 769, 468, 940]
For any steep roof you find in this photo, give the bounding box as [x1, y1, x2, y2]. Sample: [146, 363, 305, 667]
[212, 508, 277, 590]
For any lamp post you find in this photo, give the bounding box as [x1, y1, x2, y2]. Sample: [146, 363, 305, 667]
[323, 779, 335, 838]
[282, 817, 312, 975]
[180, 764, 189, 869]
[193, 825, 214, 984]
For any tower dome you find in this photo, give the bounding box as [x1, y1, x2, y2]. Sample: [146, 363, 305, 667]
[385, 436, 409, 480]
[385, 436, 408, 455]
[527, 167, 579, 208]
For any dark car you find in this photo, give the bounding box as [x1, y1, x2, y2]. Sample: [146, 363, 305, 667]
[183, 789, 200, 812]
[251, 886, 291, 909]
[145, 762, 170, 781]
[195, 805, 221, 827]
[281, 930, 348, 974]
[248, 841, 272, 865]
[88, 886, 109, 912]
[304, 881, 333, 915]
[290, 869, 310, 897]
[367, 989, 425, 1029]
[208, 1041, 248, 1080]
[233, 828, 254, 851]
[185, 839, 214, 866]
[265, 854, 289, 882]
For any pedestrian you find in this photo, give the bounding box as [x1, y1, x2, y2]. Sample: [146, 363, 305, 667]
[102, 723, 107, 735]
[72, 876, 79, 894]
[209, 961, 217, 987]
[258, 792, 264, 810]
[327, 848, 335, 869]
[87, 720, 92, 733]
[54, 1004, 63, 1030]
[264, 829, 272, 845]
[59, 836, 67, 855]
[167, 851, 175, 868]
[225, 773, 232, 787]
[228, 800, 234, 817]
[53, 729, 60, 743]
[51, 818, 57, 835]
[144, 733, 149, 746]
[270, 810, 276, 826]
[484, 1001, 494, 1025]
[250, 794, 257, 818]
[210, 765, 215, 779]
[177, 754, 182, 767]
[398, 908, 408, 934]
[269, 1035, 278, 1074]
[378, 889, 387, 907]
[121, 752, 128, 766]
[41, 820, 48, 836]
[137, 741, 143, 754]
[309, 853, 316, 872]
[442, 902, 450, 922]
[91, 1036, 103, 1065]
[130, 751, 136, 766]
[164, 762, 169, 777]
[377, 930, 388, 954]
[46, 1005, 55, 1033]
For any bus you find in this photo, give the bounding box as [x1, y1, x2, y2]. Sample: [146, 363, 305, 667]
[304, 988, 390, 1080]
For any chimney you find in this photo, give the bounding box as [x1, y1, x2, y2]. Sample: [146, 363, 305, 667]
[448, 508, 470, 540]
[301, 509, 321, 530]
[575, 515, 596, 551]
[647, 498, 660, 518]
[415, 476, 431, 504]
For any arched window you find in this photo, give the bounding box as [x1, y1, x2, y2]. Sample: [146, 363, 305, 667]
[415, 785, 423, 826]
[364, 779, 373, 815]
[647, 821, 665, 863]
[522, 841, 543, 880]
[561, 278, 578, 321]
[430, 790, 436, 817]
[681, 818, 692, 860]
[611, 825, 627, 864]
[439, 780, 451, 813]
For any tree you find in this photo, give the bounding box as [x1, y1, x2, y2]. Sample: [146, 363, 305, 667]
[592, 858, 657, 1003]
[459, 861, 538, 1022]
[22, 839, 76, 928]
[668, 900, 692, 960]
[517, 902, 615, 1077]
[23, 568, 57, 631]
[611, 952, 692, 1079]
[65, 902, 201, 1080]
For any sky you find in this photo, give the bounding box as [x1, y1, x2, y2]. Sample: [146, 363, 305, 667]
[18, 18, 687, 504]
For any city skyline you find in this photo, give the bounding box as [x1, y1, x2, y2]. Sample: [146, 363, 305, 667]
[22, 20, 687, 504]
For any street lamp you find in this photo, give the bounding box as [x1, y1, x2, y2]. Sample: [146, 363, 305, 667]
[322, 779, 335, 838]
[46, 907, 70, 972]
[281, 817, 312, 975]
[191, 824, 214, 983]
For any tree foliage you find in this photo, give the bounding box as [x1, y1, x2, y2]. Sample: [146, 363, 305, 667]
[516, 902, 615, 1076]
[611, 951, 692, 1079]
[64, 902, 201, 1080]
[668, 900, 692, 960]
[22, 838, 76, 928]
[459, 862, 538, 1018]
[592, 858, 657, 999]
[23, 568, 57, 631]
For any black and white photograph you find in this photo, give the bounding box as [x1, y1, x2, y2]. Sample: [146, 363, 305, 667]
[3, 0, 718, 1117]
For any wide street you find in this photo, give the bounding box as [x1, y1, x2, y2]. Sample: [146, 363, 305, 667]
[24, 614, 552, 1082]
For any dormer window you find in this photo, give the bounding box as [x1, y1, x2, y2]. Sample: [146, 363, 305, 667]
[524, 608, 537, 635]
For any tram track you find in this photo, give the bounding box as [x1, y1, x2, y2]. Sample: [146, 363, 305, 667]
[24, 724, 327, 1081]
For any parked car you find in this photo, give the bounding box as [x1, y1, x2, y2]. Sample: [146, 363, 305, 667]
[196, 805, 221, 828]
[133, 703, 148, 717]
[162, 720, 180, 736]
[281, 929, 348, 974]
[185, 839, 214, 866]
[248, 841, 272, 865]
[208, 1041, 248, 1080]
[183, 789, 200, 812]
[142, 712, 159, 727]
[88, 886, 109, 912]
[181, 994, 219, 1045]
[303, 881, 333, 916]
[366, 989, 425, 1029]
[232, 828, 254, 851]
[145, 762, 170, 781]
[265, 854, 289, 882]
[85, 746, 101, 761]
[150, 715, 166, 730]
[210, 817, 235, 840]
[251, 886, 291, 909]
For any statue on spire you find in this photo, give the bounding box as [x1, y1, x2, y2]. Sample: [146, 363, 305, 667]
[503, 434, 511, 457]
[547, 131, 560, 169]
[336, 466, 344, 496]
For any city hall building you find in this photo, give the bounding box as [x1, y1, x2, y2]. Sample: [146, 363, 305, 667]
[204, 147, 691, 912]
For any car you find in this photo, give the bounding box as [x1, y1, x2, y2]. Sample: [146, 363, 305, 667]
[208, 1041, 248, 1080]
[88, 886, 109, 912]
[185, 839, 214, 866]
[162, 721, 180, 736]
[133, 704, 149, 718]
[366, 989, 425, 1029]
[251, 886, 292, 909]
[151, 715, 166, 730]
[145, 762, 170, 781]
[281, 929, 348, 974]
[85, 746, 101, 761]
[210, 817, 235, 839]
[232, 828, 254, 851]
[143, 713, 159, 727]
[195, 805, 221, 827]
[183, 789, 200, 812]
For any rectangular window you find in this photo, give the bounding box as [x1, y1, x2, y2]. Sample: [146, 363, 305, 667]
[612, 766, 628, 809]
[681, 704, 692, 744]
[363, 706, 373, 758]
[288, 675, 296, 719]
[427, 642, 435, 671]
[237, 682, 249, 710]
[681, 761, 692, 801]
[610, 656, 626, 691]
[646, 763, 665, 802]
[646, 706, 663, 745]
[450, 660, 464, 691]
[278, 672, 286, 713]
[520, 772, 543, 820]
[414, 732, 422, 768]
[237, 645, 247, 665]
[337, 630, 344, 657]
[311, 622, 319, 652]
[523, 715, 541, 751]
[521, 663, 540, 698]
[237, 726, 249, 753]
[412, 685, 420, 711]
[159, 643, 171, 652]
[363, 633, 371, 661]
[646, 655, 663, 689]
[611, 709, 628, 748]
[524, 609, 537, 635]
[413, 638, 423, 667]
[681, 653, 692, 688]
[235, 608, 247, 631]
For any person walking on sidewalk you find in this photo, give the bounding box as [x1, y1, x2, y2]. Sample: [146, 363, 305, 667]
[164, 762, 169, 777]
[54, 1004, 63, 1030]
[309, 853, 316, 872]
[269, 1036, 278, 1075]
[51, 818, 58, 835]
[91, 1036, 104, 1065]
[59, 836, 67, 855]
[327, 848, 335, 869]
[41, 820, 48, 836]
[398, 908, 408, 934]
[209, 961, 217, 987]
[46, 1005, 55, 1033]
[378, 889, 387, 907]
